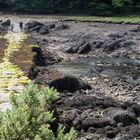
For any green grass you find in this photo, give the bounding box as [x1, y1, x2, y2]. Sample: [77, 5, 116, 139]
[58, 15, 140, 24]
[12, 14, 140, 24]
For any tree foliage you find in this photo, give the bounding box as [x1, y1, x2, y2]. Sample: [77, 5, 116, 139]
[0, 0, 140, 15]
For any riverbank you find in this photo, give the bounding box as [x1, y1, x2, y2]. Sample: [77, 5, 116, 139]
[23, 19, 140, 139]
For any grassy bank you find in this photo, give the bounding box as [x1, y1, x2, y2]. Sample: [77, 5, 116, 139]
[59, 15, 140, 24]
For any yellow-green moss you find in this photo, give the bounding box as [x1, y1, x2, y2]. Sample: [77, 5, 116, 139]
[0, 32, 31, 94]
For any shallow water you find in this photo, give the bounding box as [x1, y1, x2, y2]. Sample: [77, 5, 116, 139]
[53, 56, 140, 79]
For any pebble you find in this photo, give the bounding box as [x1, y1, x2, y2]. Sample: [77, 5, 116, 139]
[3, 71, 16, 75]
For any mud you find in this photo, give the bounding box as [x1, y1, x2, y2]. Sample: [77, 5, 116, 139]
[11, 36, 38, 76]
[0, 38, 7, 62]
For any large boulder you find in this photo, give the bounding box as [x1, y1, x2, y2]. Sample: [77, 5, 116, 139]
[1, 19, 11, 26]
[65, 41, 91, 54]
[33, 68, 91, 92]
[24, 20, 44, 32]
[32, 47, 46, 66]
[32, 47, 62, 66]
[24, 20, 50, 35]
[43, 49, 62, 65]
[102, 39, 123, 52]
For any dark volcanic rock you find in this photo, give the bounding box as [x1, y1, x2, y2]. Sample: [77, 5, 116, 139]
[0, 25, 7, 34]
[65, 45, 79, 53]
[55, 90, 140, 138]
[121, 40, 135, 48]
[24, 20, 50, 35]
[65, 41, 91, 54]
[48, 24, 55, 29]
[32, 47, 62, 66]
[1, 19, 11, 26]
[114, 125, 140, 140]
[41, 49, 62, 65]
[103, 39, 124, 52]
[59, 109, 114, 132]
[57, 95, 121, 131]
[98, 37, 136, 53]
[39, 26, 49, 35]
[50, 76, 91, 92]
[34, 68, 91, 92]
[122, 101, 140, 116]
[82, 117, 114, 130]
[24, 20, 44, 32]
[108, 33, 124, 38]
[103, 107, 138, 126]
[25, 20, 44, 29]
[30, 26, 42, 32]
[32, 47, 46, 66]
[58, 95, 121, 109]
[92, 40, 103, 49]
[55, 24, 70, 30]
[78, 42, 91, 54]
[37, 38, 48, 45]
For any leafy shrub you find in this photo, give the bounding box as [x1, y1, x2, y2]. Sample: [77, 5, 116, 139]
[0, 83, 77, 140]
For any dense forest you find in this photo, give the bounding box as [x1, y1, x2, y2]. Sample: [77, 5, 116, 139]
[0, 0, 140, 15]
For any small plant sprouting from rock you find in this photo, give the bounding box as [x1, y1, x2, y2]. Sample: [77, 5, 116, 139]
[0, 83, 77, 140]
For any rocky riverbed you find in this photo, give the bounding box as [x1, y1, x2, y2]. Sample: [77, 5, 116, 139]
[0, 16, 140, 139]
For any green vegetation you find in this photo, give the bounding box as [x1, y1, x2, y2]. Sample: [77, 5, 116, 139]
[0, 83, 77, 140]
[60, 15, 140, 24]
[0, 32, 31, 94]
[0, 0, 140, 15]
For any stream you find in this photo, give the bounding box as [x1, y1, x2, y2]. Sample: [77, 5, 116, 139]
[52, 56, 140, 84]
